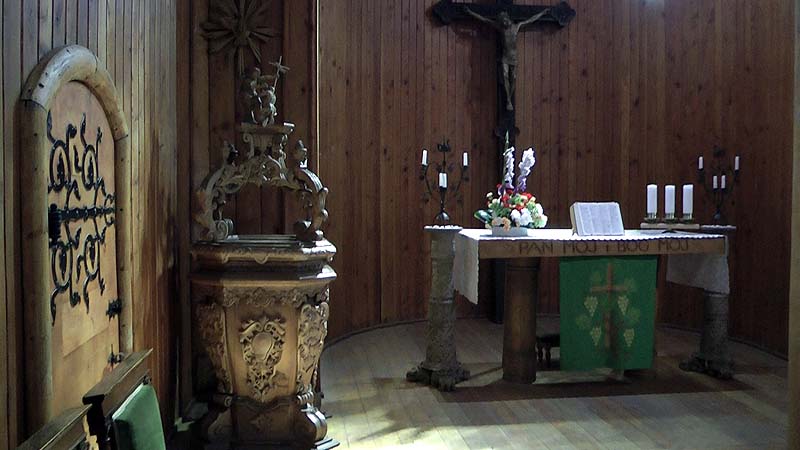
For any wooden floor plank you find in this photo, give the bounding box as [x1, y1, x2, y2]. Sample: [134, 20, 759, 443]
[321, 318, 790, 449]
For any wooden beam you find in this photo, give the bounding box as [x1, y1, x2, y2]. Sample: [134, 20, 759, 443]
[789, 0, 800, 447]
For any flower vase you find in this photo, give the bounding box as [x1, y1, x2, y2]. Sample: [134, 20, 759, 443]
[491, 226, 530, 237]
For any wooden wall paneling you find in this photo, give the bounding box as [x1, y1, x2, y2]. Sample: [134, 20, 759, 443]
[19, 17, 47, 439]
[166, 0, 179, 422]
[53, 0, 66, 48]
[379, 0, 399, 323]
[97, 0, 105, 71]
[185, 0, 209, 409]
[789, 0, 799, 447]
[88, 0, 98, 54]
[282, 0, 316, 235]
[130, 1, 140, 358]
[0, 1, 6, 446]
[77, 0, 88, 47]
[22, 0, 38, 78]
[208, 24, 237, 232]
[176, 0, 193, 415]
[38, 0, 52, 59]
[66, 0, 77, 47]
[106, 0, 115, 80]
[3, 1, 23, 447]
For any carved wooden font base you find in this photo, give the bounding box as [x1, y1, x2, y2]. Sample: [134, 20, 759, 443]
[191, 239, 338, 449]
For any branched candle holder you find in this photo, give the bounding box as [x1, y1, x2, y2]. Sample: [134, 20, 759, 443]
[419, 138, 469, 225]
[697, 146, 740, 225]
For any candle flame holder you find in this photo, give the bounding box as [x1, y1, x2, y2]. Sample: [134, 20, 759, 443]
[698, 145, 740, 225]
[420, 138, 469, 225]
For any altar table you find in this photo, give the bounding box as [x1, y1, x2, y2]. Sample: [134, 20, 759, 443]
[453, 228, 727, 383]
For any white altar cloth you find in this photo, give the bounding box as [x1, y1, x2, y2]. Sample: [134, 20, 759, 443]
[453, 228, 726, 304]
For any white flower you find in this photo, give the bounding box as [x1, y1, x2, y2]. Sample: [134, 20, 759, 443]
[510, 209, 521, 225]
[518, 208, 533, 227]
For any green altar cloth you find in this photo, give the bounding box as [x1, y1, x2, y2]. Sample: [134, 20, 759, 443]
[559, 256, 657, 371]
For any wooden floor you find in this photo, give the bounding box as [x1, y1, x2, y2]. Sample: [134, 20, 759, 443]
[320, 318, 788, 449]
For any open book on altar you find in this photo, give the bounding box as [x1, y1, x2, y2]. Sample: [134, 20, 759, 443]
[570, 202, 625, 236]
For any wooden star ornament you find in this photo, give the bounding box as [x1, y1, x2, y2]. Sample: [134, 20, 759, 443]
[201, 0, 280, 74]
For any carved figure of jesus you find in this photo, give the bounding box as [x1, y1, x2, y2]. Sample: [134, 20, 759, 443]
[466, 7, 550, 111]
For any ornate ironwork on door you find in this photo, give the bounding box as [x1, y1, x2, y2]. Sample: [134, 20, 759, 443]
[46, 111, 116, 324]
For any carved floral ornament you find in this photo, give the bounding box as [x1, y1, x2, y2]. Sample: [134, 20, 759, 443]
[297, 302, 329, 387]
[196, 303, 233, 393]
[240, 314, 288, 402]
[220, 285, 329, 309]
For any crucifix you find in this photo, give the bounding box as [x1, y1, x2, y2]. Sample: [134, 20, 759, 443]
[433, 0, 575, 325]
[432, 0, 575, 149]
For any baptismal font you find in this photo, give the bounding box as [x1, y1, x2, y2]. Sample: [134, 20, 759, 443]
[191, 60, 337, 449]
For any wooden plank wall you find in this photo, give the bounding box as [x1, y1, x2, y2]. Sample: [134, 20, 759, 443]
[316, 0, 796, 354]
[788, 0, 799, 445]
[0, 0, 179, 446]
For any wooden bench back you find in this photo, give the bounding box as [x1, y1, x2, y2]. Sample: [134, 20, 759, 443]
[82, 350, 153, 450]
[16, 406, 91, 450]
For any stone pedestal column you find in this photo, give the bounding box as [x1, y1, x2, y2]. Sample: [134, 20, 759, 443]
[407, 226, 469, 391]
[679, 291, 733, 379]
[678, 225, 735, 380]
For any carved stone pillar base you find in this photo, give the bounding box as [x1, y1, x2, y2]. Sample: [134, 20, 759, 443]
[406, 364, 470, 392]
[191, 238, 337, 449]
[407, 227, 470, 391]
[680, 291, 734, 379]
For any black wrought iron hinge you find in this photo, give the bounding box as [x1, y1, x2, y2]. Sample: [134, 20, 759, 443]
[108, 350, 125, 366]
[106, 298, 123, 319]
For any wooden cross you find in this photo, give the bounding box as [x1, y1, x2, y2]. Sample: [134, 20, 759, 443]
[590, 263, 629, 350]
[432, 0, 575, 150]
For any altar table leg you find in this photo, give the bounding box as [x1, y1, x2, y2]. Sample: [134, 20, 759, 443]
[502, 257, 541, 383]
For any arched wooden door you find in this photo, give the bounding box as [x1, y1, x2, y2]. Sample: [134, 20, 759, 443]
[19, 45, 133, 433]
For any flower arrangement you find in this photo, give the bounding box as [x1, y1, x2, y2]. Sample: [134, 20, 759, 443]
[474, 147, 548, 231]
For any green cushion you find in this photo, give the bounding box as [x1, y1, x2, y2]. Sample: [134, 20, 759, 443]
[112, 384, 166, 450]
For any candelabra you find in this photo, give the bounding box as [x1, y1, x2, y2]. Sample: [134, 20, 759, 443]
[697, 146, 740, 225]
[419, 138, 469, 225]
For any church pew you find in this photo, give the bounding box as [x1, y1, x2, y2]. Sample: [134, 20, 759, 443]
[82, 349, 166, 450]
[16, 406, 91, 450]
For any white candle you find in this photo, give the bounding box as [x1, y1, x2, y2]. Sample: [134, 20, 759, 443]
[698, 156, 704, 170]
[665, 185, 676, 215]
[646, 184, 658, 215]
[439, 172, 448, 189]
[421, 149, 428, 166]
[734, 156, 740, 171]
[463, 152, 469, 167]
[682, 184, 693, 216]
[712, 175, 718, 190]
[721, 175, 727, 190]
